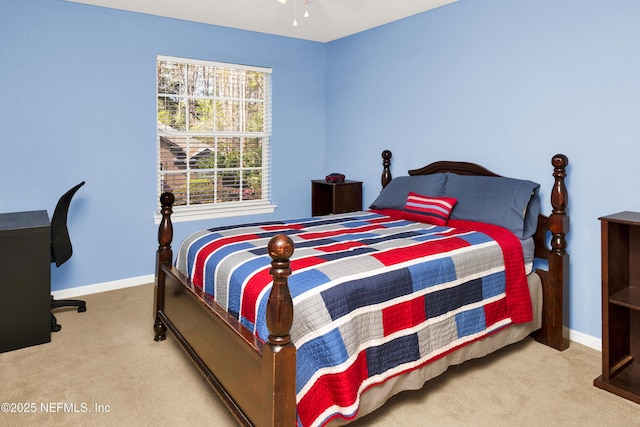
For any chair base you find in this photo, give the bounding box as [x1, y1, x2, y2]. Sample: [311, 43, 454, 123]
[51, 296, 86, 332]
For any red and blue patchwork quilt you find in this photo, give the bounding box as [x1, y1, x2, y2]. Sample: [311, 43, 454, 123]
[175, 210, 532, 427]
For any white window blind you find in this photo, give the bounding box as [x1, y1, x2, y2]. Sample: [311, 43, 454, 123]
[156, 55, 275, 223]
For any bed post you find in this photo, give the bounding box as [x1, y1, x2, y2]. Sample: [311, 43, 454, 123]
[533, 154, 570, 351]
[153, 192, 174, 342]
[262, 234, 296, 426]
[381, 150, 392, 188]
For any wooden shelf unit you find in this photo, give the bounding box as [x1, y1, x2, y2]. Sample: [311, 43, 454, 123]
[594, 211, 640, 404]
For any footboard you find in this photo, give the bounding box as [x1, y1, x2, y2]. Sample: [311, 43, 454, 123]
[153, 193, 296, 427]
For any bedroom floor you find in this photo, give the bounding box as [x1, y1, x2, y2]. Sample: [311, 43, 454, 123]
[1, 283, 639, 426]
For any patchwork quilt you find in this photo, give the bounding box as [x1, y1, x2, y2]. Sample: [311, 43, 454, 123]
[175, 210, 532, 427]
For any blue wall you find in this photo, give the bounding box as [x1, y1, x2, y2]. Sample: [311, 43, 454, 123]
[326, 0, 640, 340]
[1, 0, 325, 291]
[3, 0, 639, 341]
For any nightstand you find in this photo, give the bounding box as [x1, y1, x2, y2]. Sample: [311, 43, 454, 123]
[311, 180, 362, 216]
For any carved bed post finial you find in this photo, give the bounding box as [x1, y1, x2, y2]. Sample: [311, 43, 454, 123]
[381, 150, 392, 188]
[154, 192, 175, 342]
[550, 154, 569, 254]
[158, 192, 175, 252]
[266, 234, 295, 347]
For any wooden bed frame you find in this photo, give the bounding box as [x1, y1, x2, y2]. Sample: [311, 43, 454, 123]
[153, 150, 570, 427]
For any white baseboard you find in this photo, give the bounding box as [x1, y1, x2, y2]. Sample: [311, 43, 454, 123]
[51, 274, 154, 300]
[569, 329, 601, 352]
[52, 274, 604, 353]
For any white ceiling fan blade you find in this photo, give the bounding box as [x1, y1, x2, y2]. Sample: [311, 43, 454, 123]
[305, 0, 314, 4]
[277, 0, 313, 4]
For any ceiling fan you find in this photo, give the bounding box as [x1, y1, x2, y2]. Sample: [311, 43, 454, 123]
[276, 0, 313, 4]
[276, 0, 314, 26]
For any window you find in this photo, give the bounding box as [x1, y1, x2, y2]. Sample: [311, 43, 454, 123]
[156, 55, 275, 223]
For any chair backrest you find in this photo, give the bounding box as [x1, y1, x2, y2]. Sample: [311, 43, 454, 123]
[51, 181, 85, 267]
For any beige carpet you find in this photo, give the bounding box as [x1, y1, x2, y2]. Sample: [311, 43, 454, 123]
[1, 284, 639, 426]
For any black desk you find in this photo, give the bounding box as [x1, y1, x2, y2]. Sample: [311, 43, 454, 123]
[0, 210, 51, 353]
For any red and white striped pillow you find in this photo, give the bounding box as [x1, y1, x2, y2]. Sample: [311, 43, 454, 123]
[404, 192, 458, 225]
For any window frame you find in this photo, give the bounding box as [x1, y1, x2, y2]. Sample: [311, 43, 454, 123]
[154, 55, 276, 224]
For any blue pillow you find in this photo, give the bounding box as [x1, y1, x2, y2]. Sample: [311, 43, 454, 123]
[369, 174, 448, 210]
[444, 173, 541, 239]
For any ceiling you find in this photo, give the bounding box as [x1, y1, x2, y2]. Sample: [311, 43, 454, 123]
[66, 0, 458, 43]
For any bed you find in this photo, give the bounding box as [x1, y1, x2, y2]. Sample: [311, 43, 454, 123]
[153, 150, 570, 427]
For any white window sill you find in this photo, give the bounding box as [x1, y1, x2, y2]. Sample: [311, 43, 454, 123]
[153, 201, 277, 224]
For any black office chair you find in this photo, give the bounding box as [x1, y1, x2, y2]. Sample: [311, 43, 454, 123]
[50, 181, 87, 332]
